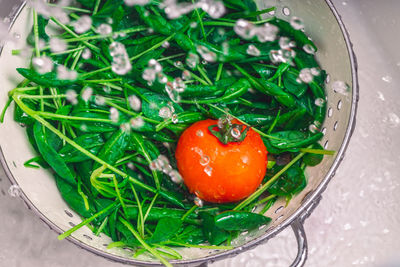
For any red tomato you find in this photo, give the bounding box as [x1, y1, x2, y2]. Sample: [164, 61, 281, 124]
[175, 119, 268, 203]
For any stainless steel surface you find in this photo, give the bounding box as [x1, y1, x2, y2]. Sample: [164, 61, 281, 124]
[1, 0, 399, 266]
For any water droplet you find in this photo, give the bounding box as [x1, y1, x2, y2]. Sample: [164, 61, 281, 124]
[315, 98, 325, 107]
[127, 162, 135, 170]
[120, 123, 131, 132]
[124, 0, 150, 6]
[57, 65, 78, 80]
[343, 223, 352, 230]
[81, 87, 93, 102]
[169, 170, 183, 183]
[186, 52, 199, 69]
[94, 95, 105, 105]
[128, 95, 141, 111]
[13, 32, 21, 39]
[162, 41, 170, 48]
[383, 228, 389, 234]
[196, 130, 204, 137]
[143, 59, 162, 82]
[255, 23, 279, 42]
[196, 45, 217, 62]
[159, 106, 172, 119]
[66, 90, 78, 105]
[49, 37, 67, 53]
[109, 107, 119, 122]
[190, 22, 198, 28]
[204, 165, 213, 176]
[309, 124, 319, 133]
[82, 48, 92, 59]
[172, 77, 186, 92]
[109, 42, 132, 75]
[96, 23, 112, 35]
[299, 68, 314, 83]
[279, 37, 294, 49]
[382, 75, 392, 83]
[310, 67, 320, 76]
[130, 117, 144, 129]
[231, 127, 241, 139]
[246, 44, 261, 56]
[72, 15, 92, 34]
[32, 56, 53, 74]
[290, 16, 304, 30]
[199, 0, 226, 19]
[234, 19, 255, 39]
[332, 80, 349, 95]
[303, 44, 316, 55]
[171, 114, 178, 124]
[182, 70, 191, 80]
[377, 91, 385, 101]
[8, 185, 21, 197]
[199, 155, 210, 166]
[194, 196, 204, 207]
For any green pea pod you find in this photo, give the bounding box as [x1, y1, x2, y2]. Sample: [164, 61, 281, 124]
[268, 165, 306, 196]
[16, 68, 80, 88]
[33, 122, 76, 185]
[55, 174, 95, 218]
[148, 217, 183, 244]
[269, 18, 317, 52]
[59, 133, 104, 163]
[68, 111, 117, 133]
[200, 212, 230, 245]
[268, 131, 324, 150]
[94, 129, 131, 169]
[214, 211, 271, 231]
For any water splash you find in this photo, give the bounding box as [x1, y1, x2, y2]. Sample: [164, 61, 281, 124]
[82, 48, 92, 59]
[81, 87, 93, 102]
[332, 80, 349, 95]
[234, 19, 278, 42]
[96, 24, 112, 35]
[124, 0, 150, 6]
[130, 117, 145, 129]
[56, 65, 78, 80]
[196, 45, 217, 62]
[66, 89, 78, 105]
[71, 15, 92, 34]
[49, 37, 67, 53]
[186, 52, 200, 69]
[109, 42, 132, 75]
[246, 44, 261, 56]
[128, 95, 141, 111]
[32, 56, 53, 74]
[109, 107, 119, 123]
[290, 16, 304, 30]
[142, 59, 163, 83]
[8, 185, 21, 198]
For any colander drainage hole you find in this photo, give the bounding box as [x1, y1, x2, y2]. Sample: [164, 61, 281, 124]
[124, 248, 134, 252]
[321, 127, 327, 135]
[333, 121, 338, 131]
[324, 140, 329, 149]
[64, 209, 73, 218]
[83, 234, 93, 241]
[328, 107, 333, 117]
[69, 222, 76, 227]
[275, 215, 284, 222]
[103, 243, 109, 247]
[282, 7, 290, 16]
[337, 99, 342, 110]
[275, 206, 284, 214]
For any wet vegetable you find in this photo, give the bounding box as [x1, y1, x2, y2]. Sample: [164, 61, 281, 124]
[1, 1, 336, 266]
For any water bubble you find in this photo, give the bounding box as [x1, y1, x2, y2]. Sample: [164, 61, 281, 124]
[234, 19, 255, 40]
[199, 0, 226, 19]
[109, 107, 119, 122]
[162, 41, 170, 48]
[57, 65, 78, 80]
[299, 68, 314, 83]
[186, 52, 199, 69]
[199, 155, 210, 166]
[169, 170, 183, 184]
[194, 196, 204, 207]
[13, 32, 21, 39]
[128, 95, 141, 111]
[124, 0, 150, 6]
[127, 162, 135, 170]
[72, 15, 92, 34]
[172, 77, 186, 92]
[315, 98, 325, 107]
[204, 165, 213, 176]
[279, 37, 294, 49]
[290, 16, 304, 30]
[49, 37, 67, 53]
[182, 70, 191, 80]
[81, 87, 93, 102]
[94, 95, 105, 105]
[96, 23, 112, 35]
[164, 1, 195, 19]
[82, 48, 92, 59]
[270, 49, 295, 64]
[143, 59, 162, 82]
[174, 61, 183, 68]
[171, 114, 178, 124]
[382, 75, 392, 83]
[303, 44, 316, 55]
[103, 85, 111, 94]
[32, 56, 53, 74]
[130, 117, 144, 129]
[246, 44, 261, 56]
[66, 89, 78, 105]
[109, 42, 132, 75]
[8, 185, 21, 197]
[196, 45, 217, 62]
[309, 124, 319, 133]
[196, 130, 204, 137]
[159, 106, 172, 119]
[255, 23, 279, 42]
[332, 80, 349, 95]
[310, 67, 320, 76]
[231, 127, 241, 139]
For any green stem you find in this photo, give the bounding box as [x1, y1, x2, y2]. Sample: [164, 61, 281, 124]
[161, 241, 234, 250]
[47, 3, 92, 13]
[33, 10, 40, 58]
[215, 63, 223, 82]
[299, 148, 335, 155]
[234, 152, 306, 211]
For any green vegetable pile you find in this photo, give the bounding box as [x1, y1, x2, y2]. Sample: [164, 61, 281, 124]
[0, 0, 334, 265]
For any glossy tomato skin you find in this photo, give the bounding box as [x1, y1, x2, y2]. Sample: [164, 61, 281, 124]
[175, 119, 268, 203]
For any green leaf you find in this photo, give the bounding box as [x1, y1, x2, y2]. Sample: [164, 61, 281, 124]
[59, 133, 104, 163]
[174, 225, 205, 245]
[148, 217, 182, 243]
[268, 165, 306, 196]
[268, 131, 323, 150]
[283, 71, 308, 98]
[200, 212, 230, 245]
[33, 122, 76, 185]
[303, 143, 324, 166]
[16, 68, 79, 87]
[142, 92, 183, 121]
[215, 211, 271, 231]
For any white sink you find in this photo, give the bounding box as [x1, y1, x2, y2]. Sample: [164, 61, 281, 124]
[0, 0, 399, 266]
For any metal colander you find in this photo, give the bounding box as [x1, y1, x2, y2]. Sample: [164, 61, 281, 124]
[0, 0, 358, 266]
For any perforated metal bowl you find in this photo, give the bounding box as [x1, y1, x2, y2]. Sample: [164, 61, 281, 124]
[0, 0, 358, 266]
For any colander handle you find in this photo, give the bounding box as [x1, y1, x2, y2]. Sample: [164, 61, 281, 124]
[289, 195, 322, 267]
